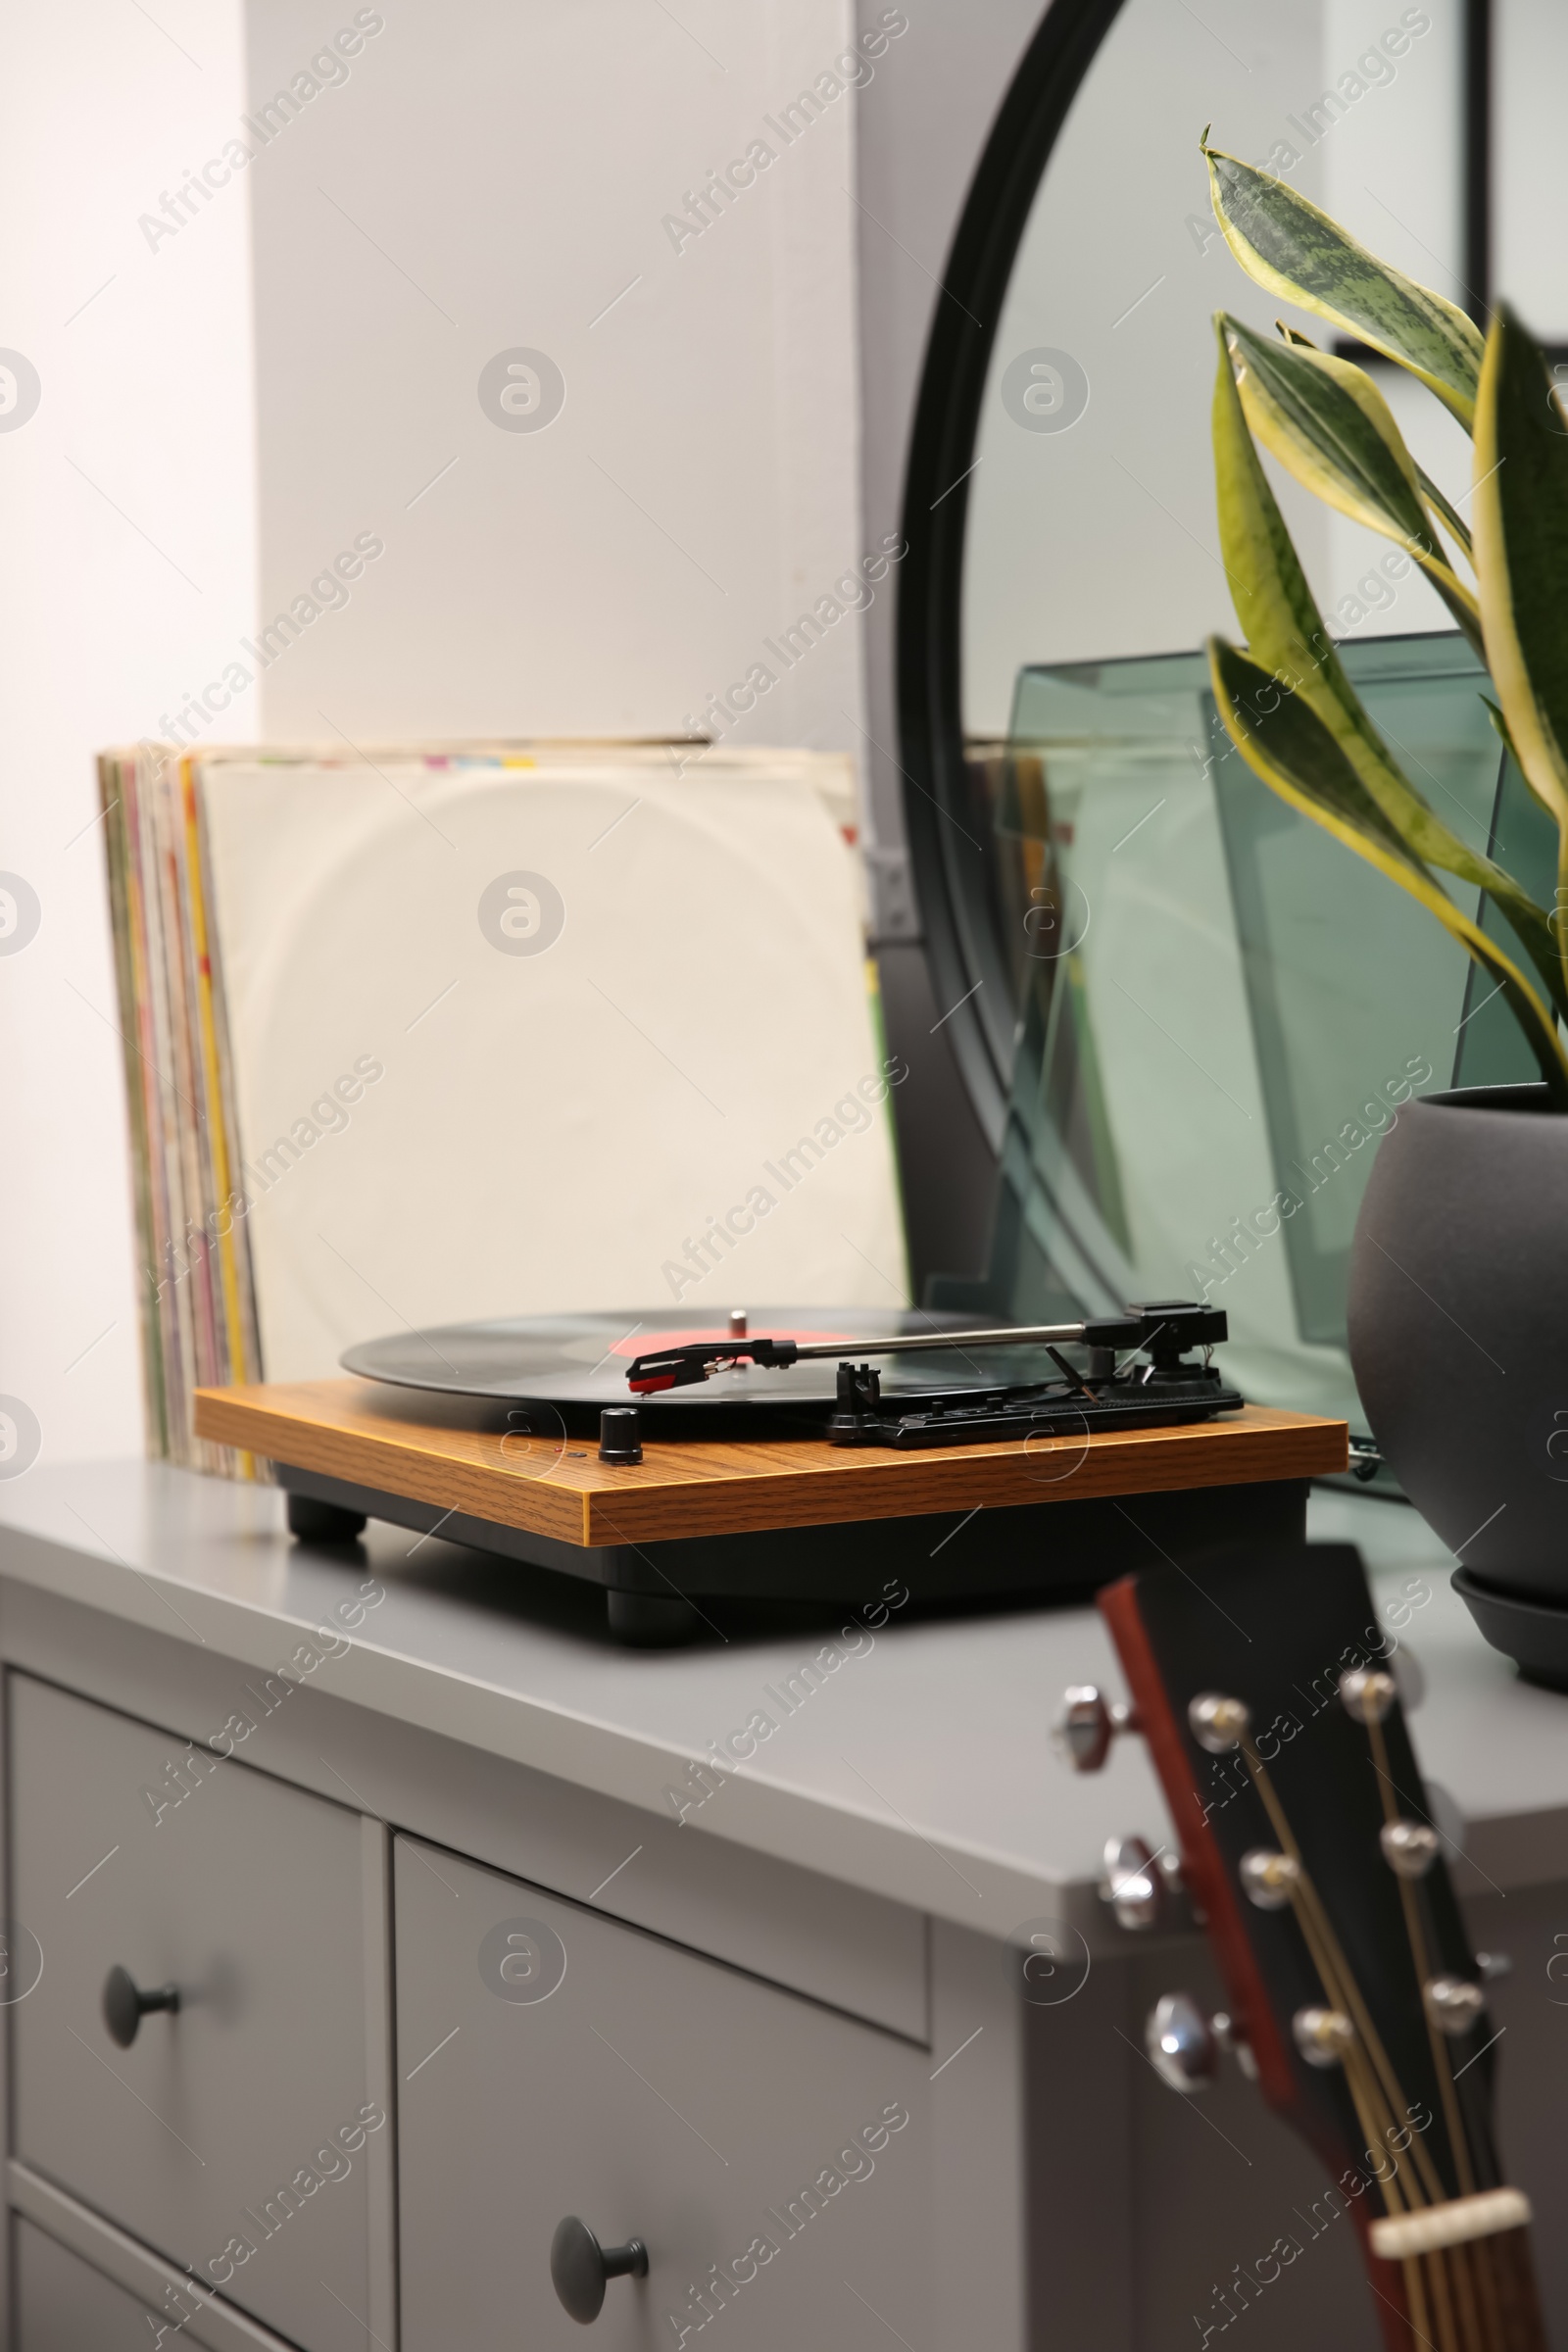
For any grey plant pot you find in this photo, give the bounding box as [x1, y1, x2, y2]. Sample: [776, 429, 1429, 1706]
[1348, 1084, 1568, 1669]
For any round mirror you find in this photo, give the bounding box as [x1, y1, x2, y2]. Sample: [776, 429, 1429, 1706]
[901, 0, 1556, 1425]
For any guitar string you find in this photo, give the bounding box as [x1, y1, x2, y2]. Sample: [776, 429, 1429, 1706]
[1205, 1710, 1531, 2345]
[1471, 2239, 1507, 2352]
[1403, 2253, 1440, 2352]
[1245, 1742, 1494, 2352]
[1275, 1879, 1464, 2352]
[1347, 2047, 1465, 2352]
[1468, 2224, 1548, 2352]
[1242, 1740, 1446, 2206]
[1447, 2240, 1488, 2352]
[1269, 1890, 1457, 2352]
[1489, 2229, 1550, 2352]
[1240, 1740, 1490, 2352]
[1444, 2073, 1538, 2351]
[1364, 1713, 1476, 2197]
[1238, 1785, 1461, 2352]
[1283, 1854, 1471, 2352]
[1363, 1709, 1498, 2352]
[1336, 2040, 1458, 2352]
[1260, 1742, 1515, 2352]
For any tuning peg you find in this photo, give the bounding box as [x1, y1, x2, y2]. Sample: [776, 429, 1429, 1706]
[1340, 1669, 1396, 1724]
[1054, 1685, 1138, 1772]
[1425, 1976, 1487, 2035]
[1146, 1992, 1255, 2090]
[1101, 1836, 1181, 1931]
[1188, 1693, 1251, 1752]
[1239, 1847, 1300, 1910]
[1148, 1991, 1217, 2090]
[1293, 2006, 1354, 2068]
[1380, 1820, 1440, 1878]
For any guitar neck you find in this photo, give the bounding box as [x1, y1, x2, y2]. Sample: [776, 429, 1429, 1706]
[1357, 2223, 1546, 2352]
[1087, 1549, 1550, 2352]
[1466, 2229, 1548, 2352]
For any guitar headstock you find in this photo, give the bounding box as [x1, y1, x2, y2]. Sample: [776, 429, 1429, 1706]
[1059, 1544, 1544, 2352]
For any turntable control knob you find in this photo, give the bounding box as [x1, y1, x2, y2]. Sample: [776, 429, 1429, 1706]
[729, 1309, 747, 1339]
[599, 1407, 643, 1465]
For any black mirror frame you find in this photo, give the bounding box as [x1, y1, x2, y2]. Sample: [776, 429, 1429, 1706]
[894, 0, 1127, 1153]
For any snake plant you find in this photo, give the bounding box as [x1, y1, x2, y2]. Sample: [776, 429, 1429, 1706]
[1201, 133, 1568, 1105]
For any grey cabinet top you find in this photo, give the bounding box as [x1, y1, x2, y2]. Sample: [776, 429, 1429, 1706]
[0, 1464, 1561, 1930]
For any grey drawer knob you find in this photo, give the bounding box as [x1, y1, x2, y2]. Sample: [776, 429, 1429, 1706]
[550, 2215, 648, 2323]
[102, 1964, 180, 2048]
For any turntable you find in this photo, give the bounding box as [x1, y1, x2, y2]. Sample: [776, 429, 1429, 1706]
[194, 1301, 1346, 1642]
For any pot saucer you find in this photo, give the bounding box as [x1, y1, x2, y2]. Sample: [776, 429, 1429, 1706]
[1452, 1568, 1568, 1691]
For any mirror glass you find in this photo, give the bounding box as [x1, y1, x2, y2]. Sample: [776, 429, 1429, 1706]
[947, 0, 1562, 1425]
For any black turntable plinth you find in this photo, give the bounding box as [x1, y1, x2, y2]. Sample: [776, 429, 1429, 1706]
[194, 1304, 1346, 1642]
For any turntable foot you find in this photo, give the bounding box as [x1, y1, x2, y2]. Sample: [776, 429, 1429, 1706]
[606, 1591, 702, 1646]
[286, 1493, 368, 1544]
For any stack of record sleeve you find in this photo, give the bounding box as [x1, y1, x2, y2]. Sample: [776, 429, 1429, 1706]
[97, 740, 902, 1476]
[99, 741, 264, 1475]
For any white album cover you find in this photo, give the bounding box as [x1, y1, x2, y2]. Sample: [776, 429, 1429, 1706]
[198, 752, 907, 1382]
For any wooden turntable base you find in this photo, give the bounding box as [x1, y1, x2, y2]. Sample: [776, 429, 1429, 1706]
[195, 1379, 1347, 1548]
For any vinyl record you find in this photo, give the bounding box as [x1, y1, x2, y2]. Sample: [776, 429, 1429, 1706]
[340, 1306, 1044, 1420]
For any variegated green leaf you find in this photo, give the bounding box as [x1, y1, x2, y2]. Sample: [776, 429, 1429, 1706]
[1474, 303, 1568, 845]
[1203, 141, 1483, 427]
[1208, 637, 1568, 1103]
[1211, 319, 1567, 1015]
[1222, 316, 1482, 653]
[1481, 695, 1522, 764]
[1273, 318, 1473, 557]
[1416, 465, 1473, 560]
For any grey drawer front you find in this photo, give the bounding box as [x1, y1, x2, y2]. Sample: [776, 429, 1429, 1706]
[9, 1674, 389, 2352]
[15, 2216, 234, 2351]
[395, 1835, 933, 2350]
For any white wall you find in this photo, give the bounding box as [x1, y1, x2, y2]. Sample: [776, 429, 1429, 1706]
[1494, 0, 1568, 343]
[0, 0, 257, 1468]
[245, 0, 869, 759]
[0, 0, 886, 1466]
[1319, 0, 1469, 634]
